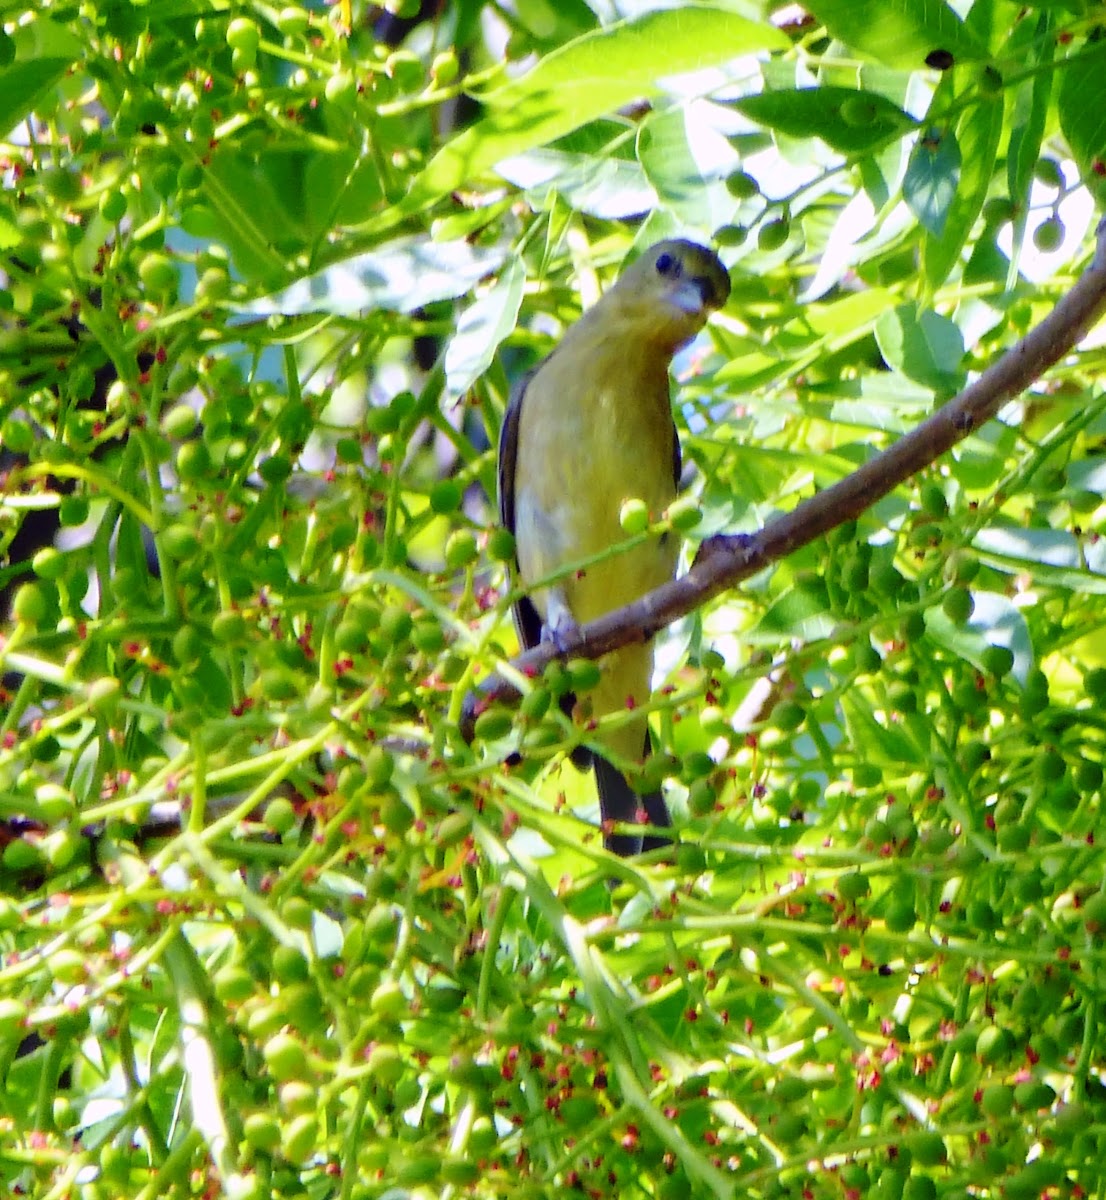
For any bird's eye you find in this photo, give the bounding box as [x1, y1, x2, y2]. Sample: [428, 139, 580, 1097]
[655, 251, 676, 276]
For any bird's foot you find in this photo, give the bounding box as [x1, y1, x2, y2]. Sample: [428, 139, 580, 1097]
[541, 603, 580, 656]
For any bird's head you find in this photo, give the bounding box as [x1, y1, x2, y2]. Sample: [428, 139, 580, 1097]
[609, 239, 731, 352]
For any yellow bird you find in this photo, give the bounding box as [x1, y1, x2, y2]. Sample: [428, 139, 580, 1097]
[497, 240, 731, 855]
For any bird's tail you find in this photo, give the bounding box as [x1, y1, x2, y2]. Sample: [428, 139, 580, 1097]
[594, 733, 670, 857]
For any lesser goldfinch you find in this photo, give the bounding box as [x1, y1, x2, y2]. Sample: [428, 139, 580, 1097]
[498, 240, 731, 855]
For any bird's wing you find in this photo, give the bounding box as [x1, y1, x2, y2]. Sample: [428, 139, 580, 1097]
[498, 370, 544, 653]
[671, 413, 682, 492]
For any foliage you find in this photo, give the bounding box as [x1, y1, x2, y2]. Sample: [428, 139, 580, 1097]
[2, 1, 1106, 1198]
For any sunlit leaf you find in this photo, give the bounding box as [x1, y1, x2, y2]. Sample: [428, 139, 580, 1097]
[804, 0, 989, 69]
[0, 59, 76, 135]
[1006, 14, 1055, 207]
[637, 105, 740, 229]
[904, 127, 962, 236]
[974, 523, 1106, 592]
[923, 95, 1003, 288]
[841, 691, 923, 765]
[386, 8, 789, 228]
[498, 132, 657, 219]
[445, 259, 526, 400]
[734, 87, 917, 155]
[875, 305, 965, 391]
[242, 237, 506, 316]
[924, 591, 1033, 684]
[1057, 38, 1106, 198]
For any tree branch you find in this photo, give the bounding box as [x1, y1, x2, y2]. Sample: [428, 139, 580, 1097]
[464, 218, 1106, 731]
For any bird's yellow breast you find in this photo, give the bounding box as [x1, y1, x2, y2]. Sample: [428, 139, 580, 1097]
[513, 329, 679, 626]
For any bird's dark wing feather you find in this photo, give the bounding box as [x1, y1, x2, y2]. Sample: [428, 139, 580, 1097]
[594, 728, 671, 857]
[671, 417, 682, 492]
[498, 371, 543, 653]
[498, 366, 589, 766]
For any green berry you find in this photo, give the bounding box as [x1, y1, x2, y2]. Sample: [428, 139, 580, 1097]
[263, 1032, 307, 1081]
[138, 252, 177, 298]
[837, 872, 870, 901]
[281, 1113, 318, 1163]
[277, 7, 309, 36]
[160, 522, 200, 561]
[714, 224, 748, 247]
[370, 979, 407, 1019]
[757, 219, 790, 251]
[981, 1083, 1015, 1117]
[12, 582, 49, 626]
[378, 605, 412, 643]
[473, 708, 513, 742]
[444, 528, 478, 570]
[161, 403, 197, 439]
[486, 526, 516, 562]
[725, 170, 760, 199]
[2, 417, 34, 454]
[226, 17, 260, 53]
[176, 440, 212, 481]
[244, 1112, 281, 1151]
[1033, 217, 1064, 252]
[99, 189, 128, 222]
[942, 587, 974, 625]
[919, 481, 948, 517]
[264, 797, 297, 835]
[429, 479, 461, 514]
[981, 645, 1014, 677]
[619, 497, 650, 535]
[566, 658, 601, 693]
[982, 197, 1016, 225]
[771, 699, 805, 731]
[1033, 158, 1064, 189]
[665, 495, 702, 530]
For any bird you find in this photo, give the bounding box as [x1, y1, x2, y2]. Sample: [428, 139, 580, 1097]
[497, 239, 731, 856]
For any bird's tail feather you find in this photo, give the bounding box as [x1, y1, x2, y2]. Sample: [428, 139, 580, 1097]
[594, 738, 670, 857]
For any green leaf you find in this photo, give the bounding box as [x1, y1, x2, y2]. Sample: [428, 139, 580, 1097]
[924, 591, 1033, 684]
[497, 124, 657, 218]
[387, 7, 789, 227]
[923, 95, 1003, 288]
[12, 14, 82, 59]
[445, 258, 526, 400]
[828, 374, 936, 434]
[636, 106, 740, 228]
[874, 304, 965, 390]
[0, 201, 20, 251]
[841, 690, 922, 766]
[904, 127, 961, 236]
[242, 237, 507, 317]
[0, 58, 73, 134]
[799, 287, 897, 342]
[715, 288, 894, 389]
[0, 19, 82, 132]
[320, 154, 383, 230]
[1006, 14, 1054, 206]
[204, 151, 318, 278]
[974, 523, 1106, 593]
[1057, 39, 1106, 198]
[733, 87, 917, 154]
[752, 581, 836, 643]
[804, 0, 989, 69]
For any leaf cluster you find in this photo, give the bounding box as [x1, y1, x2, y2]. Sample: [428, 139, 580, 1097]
[3, 1, 1106, 1198]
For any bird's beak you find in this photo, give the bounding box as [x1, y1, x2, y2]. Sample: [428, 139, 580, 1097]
[669, 277, 717, 317]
